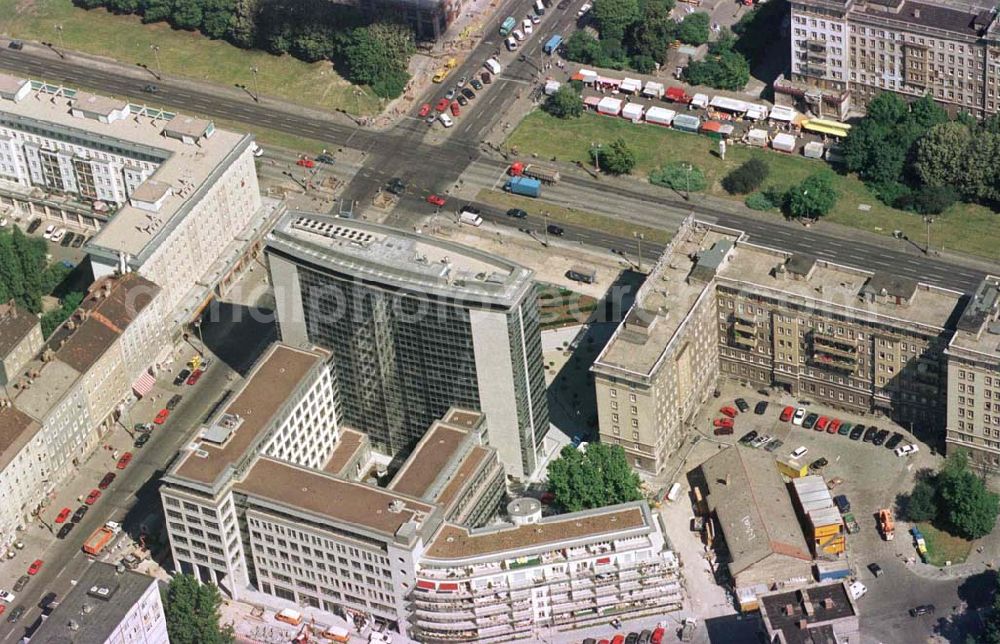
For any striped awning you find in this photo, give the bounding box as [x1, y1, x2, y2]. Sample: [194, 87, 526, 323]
[131, 371, 156, 398]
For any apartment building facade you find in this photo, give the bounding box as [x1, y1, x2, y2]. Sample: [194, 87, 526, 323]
[0, 73, 273, 327]
[266, 213, 549, 480]
[0, 301, 42, 386]
[945, 277, 1000, 470]
[788, 0, 1000, 119]
[594, 219, 965, 474]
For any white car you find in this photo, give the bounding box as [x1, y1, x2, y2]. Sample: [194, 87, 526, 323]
[438, 113, 454, 128]
[531, 14, 540, 24]
[578, 2, 592, 17]
[895, 443, 920, 457]
[506, 36, 518, 51]
[512, 28, 525, 41]
[251, 143, 264, 158]
[791, 446, 808, 459]
[522, 19, 533, 34]
[43, 224, 55, 239]
[50, 227, 65, 242]
[792, 408, 807, 425]
[0, 590, 14, 603]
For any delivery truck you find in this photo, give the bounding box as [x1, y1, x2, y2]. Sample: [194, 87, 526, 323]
[82, 521, 122, 556]
[543, 34, 563, 54]
[505, 176, 542, 198]
[509, 161, 560, 184]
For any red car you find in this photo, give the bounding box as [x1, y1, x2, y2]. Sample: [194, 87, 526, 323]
[418, 103, 431, 117]
[713, 425, 734, 436]
[435, 98, 449, 112]
[296, 157, 315, 169]
[815, 416, 829, 432]
[27, 560, 43, 576]
[98, 472, 116, 489]
[54, 507, 71, 524]
[85, 489, 101, 505]
[828, 419, 842, 434]
[611, 636, 625, 644]
[426, 194, 446, 207]
[780, 405, 795, 422]
[713, 417, 734, 429]
[450, 101, 460, 116]
[651, 627, 666, 644]
[154, 408, 170, 425]
[117, 452, 133, 470]
[186, 369, 204, 385]
[720, 405, 738, 418]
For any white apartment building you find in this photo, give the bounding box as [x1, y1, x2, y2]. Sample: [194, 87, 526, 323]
[0, 273, 165, 551]
[0, 72, 275, 328]
[160, 344, 681, 641]
[30, 562, 169, 644]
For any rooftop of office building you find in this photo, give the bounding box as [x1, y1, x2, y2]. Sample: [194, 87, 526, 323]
[388, 411, 485, 501]
[854, 0, 998, 37]
[949, 276, 1000, 358]
[267, 212, 535, 307]
[421, 503, 651, 562]
[170, 343, 325, 488]
[29, 562, 160, 643]
[0, 73, 251, 263]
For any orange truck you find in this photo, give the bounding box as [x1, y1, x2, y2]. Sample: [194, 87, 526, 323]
[878, 508, 895, 541]
[82, 521, 122, 556]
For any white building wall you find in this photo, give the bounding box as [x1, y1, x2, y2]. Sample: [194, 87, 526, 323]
[263, 365, 338, 469]
[0, 430, 49, 549]
[103, 576, 170, 644]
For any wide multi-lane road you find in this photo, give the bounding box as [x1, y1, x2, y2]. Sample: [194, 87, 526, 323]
[0, 19, 995, 294]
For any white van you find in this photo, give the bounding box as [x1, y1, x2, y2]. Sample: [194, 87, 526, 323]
[535, 0, 545, 14]
[505, 36, 518, 50]
[522, 18, 533, 35]
[438, 113, 454, 128]
[484, 58, 502, 75]
[460, 211, 483, 226]
[666, 482, 682, 502]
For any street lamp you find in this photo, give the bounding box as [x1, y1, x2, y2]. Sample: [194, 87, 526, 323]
[543, 211, 550, 246]
[634, 232, 645, 272]
[193, 319, 205, 357]
[54, 24, 65, 53]
[685, 163, 692, 201]
[923, 216, 934, 254]
[591, 142, 601, 172]
[250, 66, 260, 102]
[150, 44, 162, 80]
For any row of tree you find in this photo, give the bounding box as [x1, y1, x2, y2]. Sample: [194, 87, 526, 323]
[547, 443, 643, 512]
[842, 92, 1000, 213]
[72, 0, 414, 98]
[0, 227, 80, 338]
[906, 450, 999, 540]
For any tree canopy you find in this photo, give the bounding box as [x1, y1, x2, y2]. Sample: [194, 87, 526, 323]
[650, 162, 707, 193]
[341, 23, 414, 98]
[564, 0, 677, 71]
[163, 575, 234, 644]
[904, 450, 999, 541]
[785, 171, 838, 219]
[543, 85, 584, 119]
[547, 443, 643, 512]
[592, 0, 640, 41]
[683, 39, 750, 90]
[592, 138, 637, 175]
[677, 12, 710, 46]
[722, 158, 769, 194]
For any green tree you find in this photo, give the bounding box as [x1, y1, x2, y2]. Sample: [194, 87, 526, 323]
[631, 54, 656, 73]
[907, 479, 938, 522]
[563, 30, 601, 64]
[547, 443, 642, 512]
[683, 41, 749, 90]
[913, 121, 972, 190]
[677, 12, 710, 45]
[543, 85, 583, 119]
[227, 0, 259, 47]
[866, 91, 909, 125]
[722, 158, 769, 194]
[650, 162, 707, 192]
[200, 0, 235, 39]
[170, 0, 204, 30]
[937, 451, 1000, 540]
[592, 138, 636, 175]
[592, 0, 640, 41]
[786, 171, 838, 219]
[289, 23, 337, 62]
[163, 574, 235, 644]
[842, 118, 907, 186]
[41, 292, 83, 339]
[745, 191, 776, 211]
[627, 0, 677, 62]
[341, 23, 414, 99]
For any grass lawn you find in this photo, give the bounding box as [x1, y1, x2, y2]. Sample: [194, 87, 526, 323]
[507, 111, 999, 261]
[0, 0, 381, 114]
[537, 283, 598, 330]
[916, 521, 974, 567]
[476, 188, 672, 244]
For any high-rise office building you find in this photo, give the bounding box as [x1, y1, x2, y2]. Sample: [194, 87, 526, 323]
[265, 212, 549, 479]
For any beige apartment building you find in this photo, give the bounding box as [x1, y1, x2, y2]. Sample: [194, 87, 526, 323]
[786, 0, 1000, 119]
[0, 301, 41, 387]
[594, 219, 968, 475]
[945, 277, 1000, 470]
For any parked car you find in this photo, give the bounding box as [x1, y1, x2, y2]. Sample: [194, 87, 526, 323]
[802, 413, 819, 429]
[834, 494, 851, 513]
[754, 401, 768, 415]
[117, 452, 133, 470]
[186, 369, 204, 385]
[98, 472, 116, 489]
[720, 406, 738, 418]
[295, 157, 315, 169]
[72, 506, 88, 522]
[387, 178, 407, 195]
[26, 218, 41, 234]
[54, 508, 71, 524]
[809, 457, 829, 471]
[780, 405, 795, 422]
[470, 78, 483, 90]
[713, 425, 733, 436]
[461, 88, 476, 100]
[426, 194, 446, 207]
[450, 101, 461, 116]
[13, 576, 28, 592]
[435, 98, 450, 112]
[133, 422, 153, 433]
[134, 433, 151, 448]
[6, 606, 24, 623]
[735, 398, 750, 413]
[456, 94, 468, 106]
[838, 421, 853, 436]
[739, 430, 759, 445]
[873, 429, 890, 446]
[85, 489, 101, 505]
[850, 424, 866, 440]
[142, 84, 158, 93]
[57, 523, 74, 539]
[418, 103, 431, 117]
[506, 208, 528, 219]
[895, 444, 920, 457]
[8, 40, 23, 50]
[868, 562, 884, 578]
[173, 369, 191, 386]
[60, 232, 75, 247]
[72, 234, 85, 248]
[27, 560, 43, 576]
[456, 76, 467, 88]
[547, 224, 564, 236]
[885, 432, 904, 450]
[764, 438, 783, 453]
[791, 446, 808, 459]
[316, 154, 335, 165]
[480, 72, 492, 84]
[166, 394, 183, 410]
[154, 408, 170, 425]
[815, 416, 829, 432]
[827, 419, 841, 434]
[793, 408, 807, 425]
[713, 417, 734, 429]
[910, 604, 936, 617]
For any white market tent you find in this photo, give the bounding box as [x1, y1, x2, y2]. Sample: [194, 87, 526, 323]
[621, 102, 645, 121]
[642, 81, 665, 98]
[597, 96, 623, 116]
[746, 128, 768, 147]
[745, 104, 768, 120]
[690, 93, 710, 109]
[803, 141, 826, 159]
[544, 80, 561, 95]
[772, 132, 797, 152]
[769, 105, 798, 122]
[578, 68, 598, 83]
[645, 106, 676, 126]
[620, 77, 643, 93]
[709, 95, 749, 113]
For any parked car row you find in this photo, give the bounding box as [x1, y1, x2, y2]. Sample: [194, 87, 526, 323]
[778, 405, 917, 454]
[582, 624, 665, 644]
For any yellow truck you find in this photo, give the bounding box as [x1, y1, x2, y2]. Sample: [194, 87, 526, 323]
[432, 70, 448, 83]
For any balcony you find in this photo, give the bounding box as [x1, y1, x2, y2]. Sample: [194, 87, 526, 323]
[813, 332, 856, 354]
[733, 333, 755, 348]
[811, 350, 857, 373]
[474, 603, 509, 618]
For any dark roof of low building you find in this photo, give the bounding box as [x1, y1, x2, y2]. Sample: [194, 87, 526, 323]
[785, 254, 817, 277]
[0, 300, 38, 357]
[29, 562, 159, 643]
[859, 1, 985, 37]
[0, 405, 40, 472]
[760, 582, 858, 644]
[860, 272, 918, 301]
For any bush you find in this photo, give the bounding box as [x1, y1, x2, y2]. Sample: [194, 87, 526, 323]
[907, 480, 938, 522]
[543, 85, 584, 119]
[744, 191, 775, 211]
[650, 162, 707, 192]
[677, 12, 710, 45]
[722, 158, 769, 194]
[592, 138, 636, 175]
[631, 54, 656, 74]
